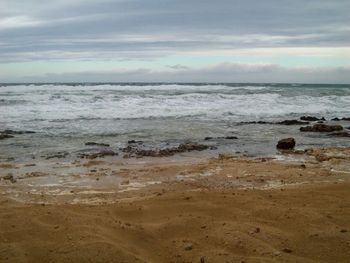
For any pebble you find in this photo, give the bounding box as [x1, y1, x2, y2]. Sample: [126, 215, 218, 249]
[184, 243, 193, 251]
[282, 248, 292, 253]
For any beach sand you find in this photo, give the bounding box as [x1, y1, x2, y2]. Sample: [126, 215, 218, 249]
[1, 148, 350, 263]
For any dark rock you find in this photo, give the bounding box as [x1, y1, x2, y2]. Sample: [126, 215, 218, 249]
[45, 152, 69, 159]
[276, 138, 296, 150]
[225, 136, 238, 139]
[300, 116, 325, 121]
[127, 140, 143, 144]
[240, 120, 308, 125]
[327, 132, 350, 137]
[238, 121, 272, 125]
[282, 248, 293, 253]
[204, 137, 213, 141]
[331, 117, 340, 121]
[0, 134, 14, 140]
[80, 150, 117, 159]
[85, 142, 110, 147]
[1, 129, 35, 134]
[277, 120, 309, 125]
[2, 174, 16, 183]
[300, 124, 343, 132]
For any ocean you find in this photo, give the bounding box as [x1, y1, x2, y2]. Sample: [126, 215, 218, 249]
[1, 83, 350, 161]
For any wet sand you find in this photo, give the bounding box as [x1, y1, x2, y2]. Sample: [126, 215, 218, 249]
[1, 148, 350, 262]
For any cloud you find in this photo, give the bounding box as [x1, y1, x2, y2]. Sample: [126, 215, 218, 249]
[1, 0, 349, 83]
[7, 62, 350, 84]
[0, 0, 349, 62]
[167, 64, 189, 70]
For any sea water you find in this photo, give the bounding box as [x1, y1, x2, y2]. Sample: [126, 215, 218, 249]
[1, 83, 350, 161]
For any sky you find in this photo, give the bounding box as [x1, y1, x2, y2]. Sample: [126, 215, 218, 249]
[0, 0, 349, 83]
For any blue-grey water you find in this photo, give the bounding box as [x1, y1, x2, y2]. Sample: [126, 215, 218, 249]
[1, 83, 350, 161]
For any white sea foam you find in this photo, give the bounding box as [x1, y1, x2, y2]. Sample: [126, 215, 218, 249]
[1, 84, 350, 123]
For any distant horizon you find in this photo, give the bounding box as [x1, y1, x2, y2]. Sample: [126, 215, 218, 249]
[1, 82, 350, 86]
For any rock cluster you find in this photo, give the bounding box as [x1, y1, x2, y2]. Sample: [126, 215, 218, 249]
[79, 150, 117, 159]
[85, 142, 110, 147]
[300, 124, 343, 132]
[0, 129, 35, 140]
[122, 143, 210, 158]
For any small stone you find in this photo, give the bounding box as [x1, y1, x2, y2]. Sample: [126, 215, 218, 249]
[282, 248, 292, 253]
[273, 251, 281, 256]
[340, 229, 347, 233]
[184, 243, 193, 251]
[120, 179, 130, 185]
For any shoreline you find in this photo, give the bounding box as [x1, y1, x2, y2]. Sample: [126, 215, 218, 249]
[1, 147, 350, 262]
[1, 147, 350, 204]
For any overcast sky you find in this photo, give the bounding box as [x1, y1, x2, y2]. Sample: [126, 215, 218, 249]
[0, 0, 349, 83]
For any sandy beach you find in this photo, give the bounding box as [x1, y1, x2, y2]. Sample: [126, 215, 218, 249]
[1, 147, 350, 263]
